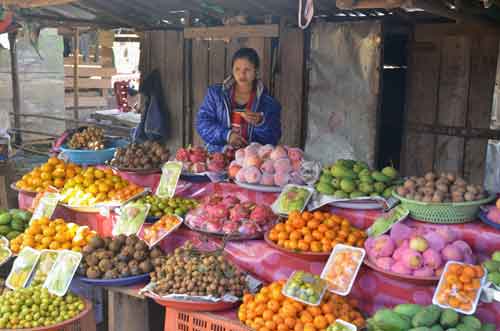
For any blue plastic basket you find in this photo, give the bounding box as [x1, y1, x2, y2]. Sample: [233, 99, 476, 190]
[60, 139, 128, 165]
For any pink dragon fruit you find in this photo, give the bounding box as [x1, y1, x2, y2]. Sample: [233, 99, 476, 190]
[287, 147, 304, 161]
[375, 257, 395, 271]
[175, 148, 190, 161]
[244, 166, 262, 184]
[423, 231, 446, 252]
[270, 146, 288, 160]
[391, 261, 412, 275]
[413, 267, 434, 277]
[204, 195, 223, 205]
[390, 223, 413, 246]
[230, 204, 251, 222]
[367, 235, 395, 258]
[441, 244, 464, 262]
[206, 220, 223, 232]
[258, 144, 274, 159]
[463, 252, 476, 264]
[222, 196, 240, 208]
[244, 155, 262, 168]
[206, 203, 229, 220]
[260, 173, 275, 186]
[249, 205, 274, 224]
[260, 160, 275, 174]
[423, 248, 442, 269]
[191, 162, 207, 173]
[189, 150, 206, 163]
[401, 250, 423, 269]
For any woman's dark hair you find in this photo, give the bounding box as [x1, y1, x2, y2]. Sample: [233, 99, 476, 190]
[231, 48, 260, 70]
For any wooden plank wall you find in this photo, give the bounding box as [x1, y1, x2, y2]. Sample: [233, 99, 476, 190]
[401, 24, 499, 183]
[142, 25, 305, 150]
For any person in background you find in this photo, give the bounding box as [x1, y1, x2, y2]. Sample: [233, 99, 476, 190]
[196, 48, 282, 152]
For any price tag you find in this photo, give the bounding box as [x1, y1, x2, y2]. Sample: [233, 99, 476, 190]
[155, 161, 182, 198]
[113, 202, 150, 236]
[30, 192, 60, 224]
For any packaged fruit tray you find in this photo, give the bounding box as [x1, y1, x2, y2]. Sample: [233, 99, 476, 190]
[363, 258, 439, 285]
[137, 215, 183, 247]
[282, 270, 327, 306]
[432, 261, 487, 315]
[75, 273, 150, 287]
[393, 192, 495, 224]
[321, 244, 365, 296]
[272, 184, 315, 216]
[264, 230, 330, 261]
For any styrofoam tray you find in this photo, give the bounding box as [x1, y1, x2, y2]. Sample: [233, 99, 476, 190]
[321, 244, 365, 296]
[272, 184, 315, 216]
[432, 261, 487, 315]
[137, 215, 183, 248]
[6, 247, 41, 290]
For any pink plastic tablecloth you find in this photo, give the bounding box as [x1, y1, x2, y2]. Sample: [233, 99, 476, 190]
[16, 179, 500, 328]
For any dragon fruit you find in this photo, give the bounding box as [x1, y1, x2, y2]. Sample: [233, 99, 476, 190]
[191, 162, 207, 173]
[375, 257, 395, 271]
[423, 248, 442, 269]
[238, 222, 259, 236]
[250, 205, 274, 224]
[413, 267, 434, 277]
[291, 159, 302, 172]
[244, 145, 259, 157]
[401, 250, 423, 269]
[206, 220, 223, 232]
[230, 204, 251, 222]
[235, 169, 246, 182]
[390, 223, 413, 245]
[222, 221, 239, 233]
[441, 244, 464, 262]
[222, 196, 240, 208]
[189, 151, 206, 164]
[175, 148, 190, 161]
[207, 159, 225, 172]
[206, 203, 229, 220]
[423, 231, 446, 252]
[391, 261, 412, 275]
[274, 172, 290, 187]
[366, 235, 395, 258]
[244, 155, 263, 168]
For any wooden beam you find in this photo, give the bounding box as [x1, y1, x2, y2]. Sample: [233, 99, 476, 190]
[184, 24, 279, 39]
[65, 77, 112, 89]
[2, 0, 77, 7]
[73, 27, 79, 124]
[64, 66, 116, 77]
[8, 31, 21, 145]
[336, 0, 404, 9]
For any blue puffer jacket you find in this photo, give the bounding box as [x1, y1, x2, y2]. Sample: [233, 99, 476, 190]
[196, 77, 282, 152]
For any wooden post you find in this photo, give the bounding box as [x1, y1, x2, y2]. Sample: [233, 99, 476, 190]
[73, 27, 80, 125]
[184, 11, 193, 146]
[8, 31, 21, 145]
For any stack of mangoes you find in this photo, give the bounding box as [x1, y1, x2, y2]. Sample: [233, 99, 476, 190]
[0, 209, 32, 240]
[316, 159, 400, 199]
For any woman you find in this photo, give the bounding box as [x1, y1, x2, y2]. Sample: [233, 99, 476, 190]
[196, 48, 282, 152]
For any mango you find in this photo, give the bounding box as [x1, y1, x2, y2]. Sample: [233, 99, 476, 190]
[440, 308, 459, 328]
[372, 171, 391, 183]
[359, 183, 374, 194]
[340, 179, 356, 193]
[0, 213, 11, 225]
[461, 316, 482, 330]
[6, 231, 22, 240]
[350, 191, 365, 198]
[334, 190, 348, 199]
[482, 260, 500, 272]
[373, 309, 411, 331]
[320, 173, 333, 183]
[374, 182, 386, 193]
[429, 325, 443, 331]
[360, 175, 374, 184]
[0, 225, 11, 235]
[411, 305, 441, 328]
[317, 182, 335, 195]
[492, 251, 500, 262]
[393, 304, 424, 318]
[480, 323, 496, 331]
[382, 166, 398, 179]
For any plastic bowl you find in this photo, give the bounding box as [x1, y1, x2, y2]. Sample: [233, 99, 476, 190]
[60, 139, 128, 165]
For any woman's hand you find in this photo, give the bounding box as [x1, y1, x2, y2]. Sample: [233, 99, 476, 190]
[241, 112, 263, 126]
[228, 132, 247, 149]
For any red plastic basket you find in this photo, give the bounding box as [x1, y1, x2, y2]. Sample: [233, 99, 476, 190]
[164, 308, 251, 331]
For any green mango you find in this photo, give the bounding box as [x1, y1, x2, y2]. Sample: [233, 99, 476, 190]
[480, 323, 496, 331]
[411, 305, 441, 328]
[6, 231, 22, 240]
[0, 213, 11, 225]
[440, 309, 459, 328]
[408, 328, 431, 331]
[10, 218, 25, 232]
[337, 159, 356, 169]
[350, 191, 365, 198]
[393, 304, 424, 318]
[374, 182, 386, 193]
[0, 225, 11, 235]
[333, 190, 348, 199]
[360, 175, 374, 184]
[9, 209, 32, 222]
[482, 260, 500, 273]
[331, 178, 341, 189]
[429, 325, 443, 331]
[359, 169, 371, 177]
[359, 183, 374, 194]
[383, 186, 395, 198]
[492, 251, 500, 262]
[461, 316, 482, 330]
[372, 171, 391, 183]
[382, 166, 399, 179]
[340, 179, 356, 193]
[320, 173, 333, 183]
[487, 272, 500, 285]
[317, 182, 335, 195]
[373, 309, 411, 331]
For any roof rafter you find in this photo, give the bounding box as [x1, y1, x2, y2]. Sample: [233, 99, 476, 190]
[2, 0, 77, 8]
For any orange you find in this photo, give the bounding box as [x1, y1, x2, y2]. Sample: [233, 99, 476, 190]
[303, 235, 313, 244]
[307, 307, 322, 317]
[301, 211, 312, 221]
[41, 237, 52, 246]
[294, 322, 304, 331]
[47, 156, 59, 165]
[297, 241, 309, 252]
[62, 242, 72, 250]
[313, 211, 324, 220]
[269, 230, 279, 241]
[303, 323, 316, 331]
[474, 266, 485, 278]
[313, 316, 327, 329]
[290, 231, 302, 241]
[300, 311, 313, 324]
[49, 242, 60, 250]
[262, 310, 274, 321]
[53, 178, 65, 188]
[285, 317, 296, 329]
[317, 224, 328, 233]
[265, 321, 277, 330]
[307, 219, 320, 229]
[310, 241, 322, 253]
[311, 231, 323, 241]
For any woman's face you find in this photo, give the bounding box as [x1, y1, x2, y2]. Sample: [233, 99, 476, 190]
[232, 58, 257, 88]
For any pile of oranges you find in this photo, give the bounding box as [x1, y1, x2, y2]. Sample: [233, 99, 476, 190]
[16, 157, 81, 192]
[62, 167, 142, 205]
[435, 263, 484, 312]
[268, 211, 366, 253]
[238, 280, 365, 331]
[9, 216, 96, 253]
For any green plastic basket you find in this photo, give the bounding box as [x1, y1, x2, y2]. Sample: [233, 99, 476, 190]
[392, 192, 495, 224]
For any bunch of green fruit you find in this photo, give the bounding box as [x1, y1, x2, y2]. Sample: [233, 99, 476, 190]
[0, 285, 85, 329]
[316, 159, 400, 199]
[136, 195, 198, 218]
[483, 251, 500, 286]
[0, 209, 31, 240]
[367, 303, 495, 331]
[283, 271, 326, 305]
